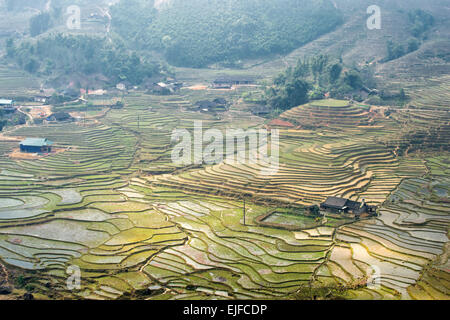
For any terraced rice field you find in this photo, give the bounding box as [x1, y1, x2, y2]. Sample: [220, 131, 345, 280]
[0, 96, 448, 300]
[405, 75, 450, 110]
[328, 177, 450, 299]
[149, 118, 406, 206]
[0, 66, 40, 97]
[280, 99, 379, 128]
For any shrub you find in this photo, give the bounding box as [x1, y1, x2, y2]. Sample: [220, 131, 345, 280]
[15, 275, 26, 288]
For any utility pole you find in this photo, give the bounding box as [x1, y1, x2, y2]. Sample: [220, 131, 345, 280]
[84, 86, 88, 127]
[243, 197, 246, 226]
[138, 115, 140, 130]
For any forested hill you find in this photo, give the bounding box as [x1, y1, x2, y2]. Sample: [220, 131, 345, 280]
[111, 0, 343, 68]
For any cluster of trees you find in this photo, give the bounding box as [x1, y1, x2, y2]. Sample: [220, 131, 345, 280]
[384, 9, 434, 62]
[6, 0, 66, 37]
[365, 88, 408, 106]
[385, 39, 421, 62]
[0, 119, 7, 131]
[29, 12, 53, 37]
[265, 55, 370, 112]
[6, 34, 161, 86]
[5, 0, 48, 11]
[5, 0, 76, 12]
[111, 0, 343, 68]
[409, 9, 435, 38]
[0, 110, 26, 130]
[47, 91, 79, 105]
[305, 205, 321, 217]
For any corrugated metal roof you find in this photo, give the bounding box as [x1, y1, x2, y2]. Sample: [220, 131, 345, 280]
[20, 138, 53, 147]
[214, 75, 255, 83]
[322, 196, 348, 208]
[0, 99, 13, 105]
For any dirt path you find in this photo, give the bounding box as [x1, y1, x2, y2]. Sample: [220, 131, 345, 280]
[28, 105, 52, 119]
[0, 262, 10, 287]
[17, 106, 33, 125]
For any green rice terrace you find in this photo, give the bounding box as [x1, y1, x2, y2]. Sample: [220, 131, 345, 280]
[0, 90, 448, 300]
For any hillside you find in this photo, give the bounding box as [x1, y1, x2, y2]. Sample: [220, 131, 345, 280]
[1, 0, 448, 94]
[246, 0, 450, 97]
[111, 0, 344, 68]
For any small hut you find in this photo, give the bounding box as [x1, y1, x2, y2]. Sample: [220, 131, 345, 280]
[320, 196, 377, 216]
[19, 138, 53, 153]
[0, 99, 15, 112]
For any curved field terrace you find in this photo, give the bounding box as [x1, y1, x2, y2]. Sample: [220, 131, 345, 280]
[0, 94, 448, 300]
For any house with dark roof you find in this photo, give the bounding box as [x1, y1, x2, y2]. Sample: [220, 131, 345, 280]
[196, 100, 217, 111]
[191, 99, 229, 113]
[46, 112, 74, 122]
[20, 138, 53, 153]
[251, 105, 271, 117]
[212, 76, 255, 88]
[148, 81, 183, 95]
[320, 196, 377, 216]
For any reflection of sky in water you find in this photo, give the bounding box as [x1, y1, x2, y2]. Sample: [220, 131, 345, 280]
[430, 179, 449, 197]
[0, 198, 24, 208]
[434, 187, 448, 197]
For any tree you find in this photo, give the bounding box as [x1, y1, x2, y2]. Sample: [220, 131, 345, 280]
[399, 88, 406, 100]
[286, 79, 310, 107]
[409, 9, 434, 38]
[6, 38, 15, 57]
[311, 55, 329, 79]
[266, 75, 309, 112]
[343, 71, 363, 89]
[387, 40, 405, 61]
[293, 59, 310, 78]
[329, 63, 342, 83]
[24, 58, 40, 73]
[407, 38, 420, 53]
[0, 120, 7, 131]
[307, 205, 321, 217]
[30, 12, 52, 37]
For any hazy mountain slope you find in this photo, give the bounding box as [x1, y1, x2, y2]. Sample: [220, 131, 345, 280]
[110, 0, 343, 68]
[244, 0, 450, 102]
[0, 0, 448, 98]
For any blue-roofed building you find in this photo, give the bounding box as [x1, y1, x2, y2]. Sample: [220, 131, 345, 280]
[0, 99, 15, 112]
[19, 138, 53, 153]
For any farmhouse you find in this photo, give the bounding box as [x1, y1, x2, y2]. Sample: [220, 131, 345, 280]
[34, 96, 47, 103]
[320, 196, 377, 216]
[116, 83, 127, 91]
[212, 76, 255, 89]
[46, 112, 74, 123]
[34, 94, 53, 104]
[20, 138, 53, 153]
[149, 83, 172, 95]
[0, 99, 15, 112]
[251, 105, 271, 117]
[162, 81, 183, 92]
[192, 98, 229, 113]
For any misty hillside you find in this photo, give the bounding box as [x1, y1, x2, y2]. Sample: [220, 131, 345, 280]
[111, 0, 343, 67]
[244, 0, 450, 96]
[0, 0, 448, 93]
